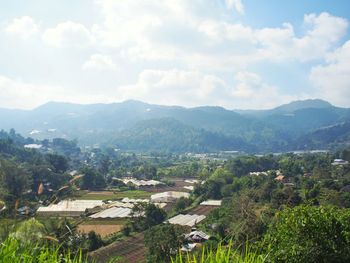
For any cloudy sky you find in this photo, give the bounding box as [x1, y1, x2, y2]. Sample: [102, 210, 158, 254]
[1, 0, 349, 110]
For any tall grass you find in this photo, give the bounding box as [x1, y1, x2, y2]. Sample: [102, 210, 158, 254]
[0, 237, 86, 263]
[172, 242, 267, 263]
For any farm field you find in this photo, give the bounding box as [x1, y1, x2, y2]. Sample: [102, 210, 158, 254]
[75, 190, 152, 200]
[80, 218, 127, 225]
[189, 205, 220, 216]
[89, 232, 146, 263]
[78, 224, 123, 237]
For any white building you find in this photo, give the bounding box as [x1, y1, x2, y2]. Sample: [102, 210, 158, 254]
[37, 200, 104, 217]
[151, 191, 190, 203]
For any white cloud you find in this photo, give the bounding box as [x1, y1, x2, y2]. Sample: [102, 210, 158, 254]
[4, 16, 39, 39]
[225, 0, 245, 15]
[117, 69, 297, 109]
[0, 75, 111, 109]
[82, 54, 116, 71]
[294, 12, 348, 61]
[42, 21, 94, 48]
[94, 7, 347, 72]
[232, 71, 298, 109]
[118, 69, 229, 107]
[310, 40, 350, 107]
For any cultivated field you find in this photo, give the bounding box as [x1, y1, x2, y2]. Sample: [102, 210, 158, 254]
[89, 233, 146, 263]
[76, 190, 152, 200]
[78, 224, 123, 237]
[189, 205, 219, 216]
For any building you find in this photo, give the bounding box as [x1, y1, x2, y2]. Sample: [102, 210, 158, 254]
[113, 177, 163, 188]
[168, 214, 206, 227]
[90, 207, 133, 219]
[151, 191, 190, 203]
[185, 230, 210, 243]
[200, 200, 222, 206]
[332, 159, 349, 165]
[36, 200, 104, 217]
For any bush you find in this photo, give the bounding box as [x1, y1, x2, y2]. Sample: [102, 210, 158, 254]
[263, 205, 350, 263]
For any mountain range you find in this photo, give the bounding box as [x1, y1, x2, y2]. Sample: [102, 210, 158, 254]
[0, 99, 349, 153]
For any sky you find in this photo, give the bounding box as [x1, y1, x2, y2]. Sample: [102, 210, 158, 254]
[0, 0, 349, 110]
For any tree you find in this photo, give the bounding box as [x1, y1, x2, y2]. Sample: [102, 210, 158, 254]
[264, 205, 350, 263]
[175, 197, 192, 212]
[0, 159, 31, 205]
[87, 231, 104, 251]
[80, 167, 106, 190]
[131, 203, 166, 230]
[46, 154, 69, 173]
[144, 223, 185, 263]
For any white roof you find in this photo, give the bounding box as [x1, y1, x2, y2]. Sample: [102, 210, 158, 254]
[185, 230, 210, 240]
[90, 207, 132, 218]
[121, 198, 149, 203]
[37, 200, 103, 213]
[151, 191, 190, 201]
[184, 186, 194, 191]
[24, 144, 42, 149]
[200, 200, 222, 206]
[116, 177, 163, 187]
[107, 200, 167, 210]
[184, 179, 199, 184]
[108, 201, 134, 208]
[168, 214, 206, 227]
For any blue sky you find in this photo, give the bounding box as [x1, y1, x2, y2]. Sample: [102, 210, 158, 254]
[0, 0, 349, 109]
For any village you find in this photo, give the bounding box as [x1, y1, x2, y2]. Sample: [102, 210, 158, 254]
[34, 175, 222, 263]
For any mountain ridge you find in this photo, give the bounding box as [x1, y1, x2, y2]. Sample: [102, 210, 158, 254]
[0, 99, 349, 153]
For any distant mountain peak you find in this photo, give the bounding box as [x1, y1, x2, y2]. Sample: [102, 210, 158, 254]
[273, 99, 333, 113]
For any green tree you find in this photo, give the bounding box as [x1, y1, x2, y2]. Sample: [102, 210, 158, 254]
[130, 203, 166, 230]
[264, 205, 350, 263]
[144, 223, 185, 263]
[0, 159, 31, 205]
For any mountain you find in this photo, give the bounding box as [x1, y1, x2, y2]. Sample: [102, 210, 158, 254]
[0, 99, 349, 153]
[111, 118, 253, 153]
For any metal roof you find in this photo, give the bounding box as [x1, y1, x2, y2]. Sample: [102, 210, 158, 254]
[200, 200, 222, 206]
[37, 200, 103, 213]
[168, 214, 206, 227]
[90, 207, 132, 218]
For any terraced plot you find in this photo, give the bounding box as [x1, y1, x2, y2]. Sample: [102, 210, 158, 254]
[189, 205, 219, 216]
[89, 233, 146, 263]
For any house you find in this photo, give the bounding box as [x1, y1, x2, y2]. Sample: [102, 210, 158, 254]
[249, 171, 268, 176]
[185, 230, 210, 243]
[332, 159, 349, 165]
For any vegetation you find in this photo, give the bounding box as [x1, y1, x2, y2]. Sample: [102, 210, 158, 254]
[0, 237, 85, 263]
[172, 242, 266, 263]
[263, 205, 350, 262]
[1, 128, 350, 262]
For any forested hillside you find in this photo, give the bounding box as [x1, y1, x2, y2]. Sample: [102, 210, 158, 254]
[0, 99, 349, 153]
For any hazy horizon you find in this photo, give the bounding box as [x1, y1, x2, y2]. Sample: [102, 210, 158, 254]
[0, 97, 344, 112]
